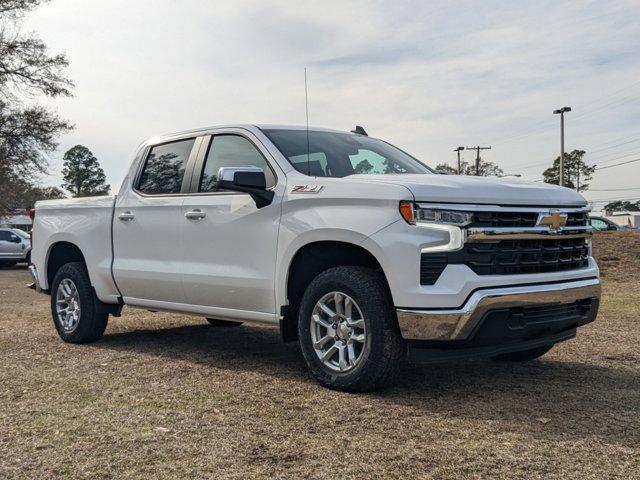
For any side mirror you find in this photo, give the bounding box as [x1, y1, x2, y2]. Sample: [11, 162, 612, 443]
[216, 166, 274, 209]
[10, 234, 21, 243]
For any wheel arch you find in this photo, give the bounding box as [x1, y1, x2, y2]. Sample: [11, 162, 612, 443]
[46, 241, 87, 289]
[279, 239, 392, 342]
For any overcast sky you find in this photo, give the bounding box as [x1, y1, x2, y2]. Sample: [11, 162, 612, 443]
[25, 0, 640, 209]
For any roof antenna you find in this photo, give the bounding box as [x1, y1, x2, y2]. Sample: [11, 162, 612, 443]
[304, 67, 311, 176]
[351, 125, 368, 136]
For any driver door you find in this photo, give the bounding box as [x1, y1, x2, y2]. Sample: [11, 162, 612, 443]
[180, 130, 284, 320]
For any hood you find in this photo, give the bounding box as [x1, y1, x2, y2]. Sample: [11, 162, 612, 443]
[347, 174, 586, 206]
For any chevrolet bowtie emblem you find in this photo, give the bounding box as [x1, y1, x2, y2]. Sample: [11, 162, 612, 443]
[537, 210, 568, 231]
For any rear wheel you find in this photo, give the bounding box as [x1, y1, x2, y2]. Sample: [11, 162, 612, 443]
[491, 344, 554, 362]
[205, 318, 243, 327]
[297, 266, 406, 392]
[50, 262, 108, 343]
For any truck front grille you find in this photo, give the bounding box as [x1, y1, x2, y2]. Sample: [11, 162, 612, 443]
[468, 211, 589, 228]
[420, 237, 589, 283]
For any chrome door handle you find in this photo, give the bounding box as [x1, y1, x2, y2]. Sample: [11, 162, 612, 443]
[118, 211, 135, 221]
[185, 209, 206, 220]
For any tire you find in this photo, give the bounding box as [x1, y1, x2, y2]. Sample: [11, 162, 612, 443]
[50, 262, 108, 343]
[205, 318, 243, 327]
[25, 252, 31, 265]
[491, 344, 554, 362]
[297, 266, 406, 392]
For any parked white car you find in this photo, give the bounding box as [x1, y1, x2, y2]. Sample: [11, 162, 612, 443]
[0, 228, 31, 267]
[28, 125, 601, 391]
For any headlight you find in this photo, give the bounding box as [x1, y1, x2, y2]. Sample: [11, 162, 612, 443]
[399, 202, 470, 252]
[399, 202, 473, 227]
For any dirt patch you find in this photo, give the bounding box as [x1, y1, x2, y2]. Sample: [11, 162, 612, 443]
[0, 234, 639, 479]
[592, 231, 640, 282]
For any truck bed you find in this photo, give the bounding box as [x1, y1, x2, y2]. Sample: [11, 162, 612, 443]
[31, 195, 120, 303]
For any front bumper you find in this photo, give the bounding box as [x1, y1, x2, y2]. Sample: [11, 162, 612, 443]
[396, 278, 601, 342]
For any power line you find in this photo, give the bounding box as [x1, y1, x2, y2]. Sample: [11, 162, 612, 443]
[578, 79, 640, 109]
[588, 187, 640, 191]
[588, 136, 640, 155]
[595, 157, 640, 170]
[492, 79, 640, 146]
[586, 195, 640, 203]
[587, 149, 640, 166]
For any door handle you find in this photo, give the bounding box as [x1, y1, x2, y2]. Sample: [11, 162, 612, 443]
[118, 211, 135, 221]
[185, 209, 206, 220]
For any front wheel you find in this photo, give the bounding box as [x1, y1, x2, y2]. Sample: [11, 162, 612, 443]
[297, 266, 406, 392]
[50, 262, 108, 343]
[491, 344, 554, 362]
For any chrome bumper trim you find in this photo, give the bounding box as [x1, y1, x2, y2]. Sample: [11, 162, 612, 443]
[27, 265, 43, 293]
[396, 278, 601, 341]
[467, 227, 591, 241]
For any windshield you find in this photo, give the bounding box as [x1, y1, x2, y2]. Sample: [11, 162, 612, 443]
[262, 129, 433, 177]
[12, 228, 30, 239]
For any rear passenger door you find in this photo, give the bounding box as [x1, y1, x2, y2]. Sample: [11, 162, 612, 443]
[180, 129, 284, 320]
[112, 137, 201, 304]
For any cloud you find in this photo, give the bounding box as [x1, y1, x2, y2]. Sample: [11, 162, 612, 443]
[24, 0, 640, 206]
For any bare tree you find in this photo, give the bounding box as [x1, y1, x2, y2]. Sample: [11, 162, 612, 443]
[0, 0, 74, 194]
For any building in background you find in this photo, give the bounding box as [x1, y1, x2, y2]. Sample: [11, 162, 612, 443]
[0, 212, 32, 231]
[592, 211, 640, 229]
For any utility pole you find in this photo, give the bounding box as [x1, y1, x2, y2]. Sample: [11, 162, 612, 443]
[553, 106, 571, 187]
[453, 146, 464, 174]
[466, 146, 491, 176]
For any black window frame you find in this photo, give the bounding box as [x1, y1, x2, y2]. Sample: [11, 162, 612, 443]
[133, 136, 201, 197]
[189, 133, 278, 195]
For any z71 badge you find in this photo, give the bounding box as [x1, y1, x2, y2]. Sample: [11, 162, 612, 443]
[290, 185, 324, 194]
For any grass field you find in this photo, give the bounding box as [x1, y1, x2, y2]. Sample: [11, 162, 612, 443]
[1, 233, 639, 479]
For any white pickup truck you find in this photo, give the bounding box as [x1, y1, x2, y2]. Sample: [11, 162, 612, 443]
[29, 125, 601, 391]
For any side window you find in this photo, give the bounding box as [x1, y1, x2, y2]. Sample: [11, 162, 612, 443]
[137, 138, 195, 194]
[0, 231, 10, 242]
[200, 135, 276, 192]
[591, 219, 607, 230]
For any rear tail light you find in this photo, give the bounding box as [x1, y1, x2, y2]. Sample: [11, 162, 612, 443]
[29, 208, 35, 242]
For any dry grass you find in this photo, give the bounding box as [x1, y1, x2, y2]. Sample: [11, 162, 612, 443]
[1, 233, 639, 479]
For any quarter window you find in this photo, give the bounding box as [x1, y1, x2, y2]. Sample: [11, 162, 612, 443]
[138, 138, 195, 194]
[200, 135, 275, 192]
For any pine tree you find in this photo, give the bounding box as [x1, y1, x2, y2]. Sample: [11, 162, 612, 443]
[61, 145, 110, 197]
[542, 150, 595, 192]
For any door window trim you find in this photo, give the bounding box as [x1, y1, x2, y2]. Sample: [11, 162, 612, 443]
[187, 132, 279, 196]
[132, 136, 203, 198]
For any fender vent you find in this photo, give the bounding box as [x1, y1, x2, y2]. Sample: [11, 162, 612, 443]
[420, 253, 447, 285]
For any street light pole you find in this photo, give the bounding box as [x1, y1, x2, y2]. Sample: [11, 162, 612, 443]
[553, 106, 571, 187]
[453, 146, 464, 174]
